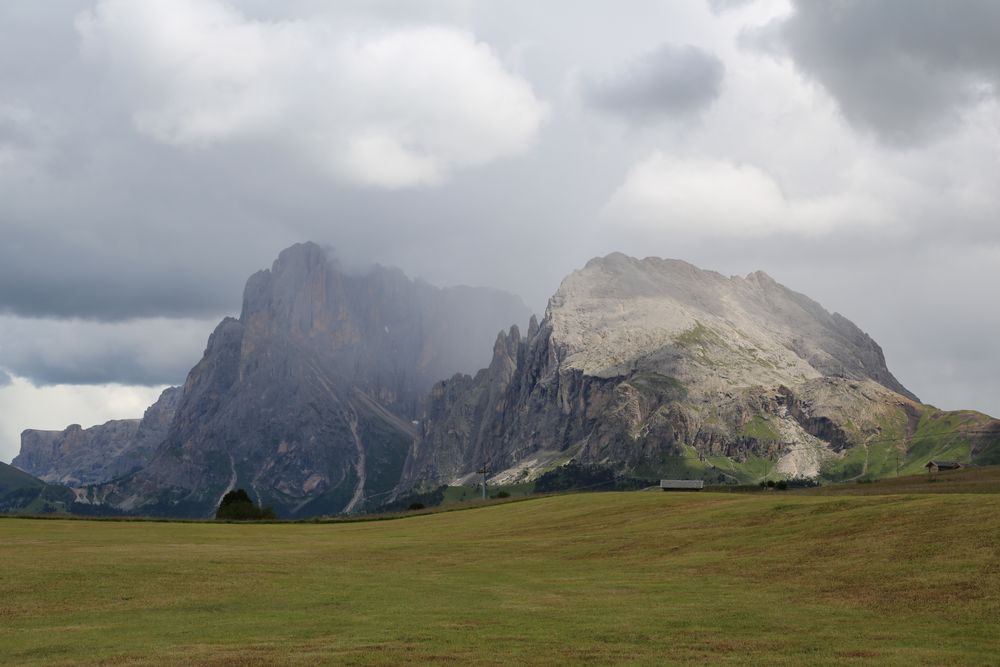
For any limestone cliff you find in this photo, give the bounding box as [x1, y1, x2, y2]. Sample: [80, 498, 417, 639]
[19, 247, 998, 514]
[75, 242, 530, 517]
[14, 386, 180, 486]
[402, 253, 998, 489]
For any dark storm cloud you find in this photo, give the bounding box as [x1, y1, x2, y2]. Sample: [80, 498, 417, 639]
[768, 0, 1000, 146]
[0, 2, 260, 322]
[0, 316, 212, 386]
[5, 356, 177, 387]
[0, 186, 281, 322]
[0, 241, 242, 321]
[582, 44, 724, 122]
[0, 1, 548, 322]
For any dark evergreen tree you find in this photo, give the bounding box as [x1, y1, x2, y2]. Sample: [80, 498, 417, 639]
[215, 488, 276, 520]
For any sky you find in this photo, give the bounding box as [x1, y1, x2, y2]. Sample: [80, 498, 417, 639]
[2, 0, 999, 463]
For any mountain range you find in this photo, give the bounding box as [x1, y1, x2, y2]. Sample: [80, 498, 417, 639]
[9, 243, 1000, 517]
[404, 253, 999, 489]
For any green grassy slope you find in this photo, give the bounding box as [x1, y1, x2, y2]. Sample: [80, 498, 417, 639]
[791, 403, 1000, 484]
[0, 462, 74, 513]
[0, 460, 45, 491]
[3, 489, 999, 665]
[799, 464, 1000, 496]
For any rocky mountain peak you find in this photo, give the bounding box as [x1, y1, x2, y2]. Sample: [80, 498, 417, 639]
[402, 252, 933, 490]
[66, 242, 531, 517]
[527, 314, 540, 339]
[494, 324, 522, 353]
[745, 269, 777, 284]
[542, 252, 915, 399]
[241, 242, 342, 339]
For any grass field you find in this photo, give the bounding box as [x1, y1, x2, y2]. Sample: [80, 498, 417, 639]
[798, 464, 1000, 495]
[2, 482, 1000, 665]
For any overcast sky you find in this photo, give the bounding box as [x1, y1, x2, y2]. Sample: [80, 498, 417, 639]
[2, 0, 999, 463]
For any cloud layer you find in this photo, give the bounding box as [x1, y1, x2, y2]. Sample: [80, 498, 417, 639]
[768, 0, 1000, 145]
[603, 152, 888, 236]
[0, 316, 213, 386]
[582, 44, 724, 122]
[78, 0, 548, 187]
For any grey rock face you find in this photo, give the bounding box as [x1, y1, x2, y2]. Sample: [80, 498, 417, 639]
[78, 242, 531, 517]
[14, 386, 180, 486]
[402, 253, 955, 488]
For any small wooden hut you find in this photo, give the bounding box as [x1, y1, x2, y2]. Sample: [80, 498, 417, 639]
[924, 460, 962, 473]
[660, 480, 705, 491]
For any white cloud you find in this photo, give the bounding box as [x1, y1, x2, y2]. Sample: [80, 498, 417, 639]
[76, 0, 548, 188]
[602, 152, 890, 236]
[0, 375, 167, 464]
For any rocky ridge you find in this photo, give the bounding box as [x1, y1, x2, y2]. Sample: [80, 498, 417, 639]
[14, 247, 998, 517]
[72, 242, 530, 517]
[401, 253, 997, 489]
[14, 387, 181, 486]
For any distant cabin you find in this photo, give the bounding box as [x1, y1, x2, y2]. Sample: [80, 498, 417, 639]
[925, 460, 962, 473]
[660, 480, 704, 491]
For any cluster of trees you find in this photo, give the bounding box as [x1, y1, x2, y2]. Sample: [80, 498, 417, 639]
[380, 485, 447, 513]
[758, 478, 820, 490]
[215, 489, 276, 520]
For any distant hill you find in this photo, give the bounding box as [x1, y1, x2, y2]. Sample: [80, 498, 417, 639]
[14, 387, 181, 486]
[0, 462, 74, 514]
